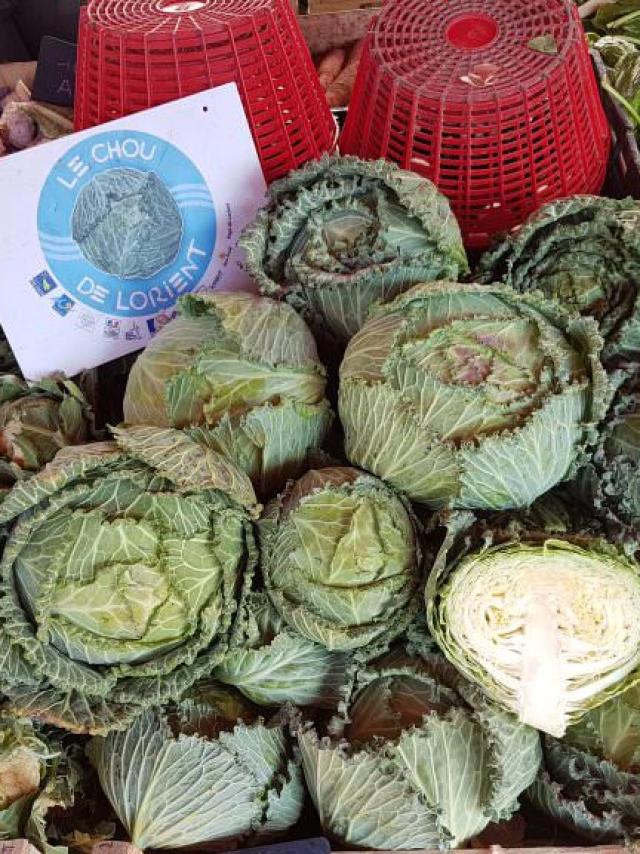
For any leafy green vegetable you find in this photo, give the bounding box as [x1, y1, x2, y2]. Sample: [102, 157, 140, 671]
[338, 281, 610, 510]
[241, 155, 468, 347]
[594, 34, 638, 70]
[123, 291, 333, 499]
[0, 714, 113, 854]
[259, 466, 422, 651]
[297, 637, 541, 850]
[572, 379, 640, 528]
[0, 375, 93, 496]
[529, 683, 640, 842]
[592, 1, 640, 41]
[0, 425, 258, 734]
[0, 714, 51, 839]
[88, 685, 304, 850]
[426, 511, 640, 738]
[478, 196, 640, 363]
[215, 591, 350, 708]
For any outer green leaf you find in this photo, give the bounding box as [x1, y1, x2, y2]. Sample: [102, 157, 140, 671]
[296, 641, 540, 850]
[339, 281, 611, 510]
[478, 195, 640, 363]
[528, 774, 626, 842]
[215, 592, 350, 707]
[0, 426, 257, 734]
[571, 381, 640, 529]
[260, 466, 423, 651]
[187, 399, 332, 503]
[240, 154, 468, 347]
[88, 691, 303, 850]
[527, 683, 640, 842]
[0, 375, 93, 496]
[123, 291, 332, 498]
[298, 726, 442, 851]
[426, 511, 640, 738]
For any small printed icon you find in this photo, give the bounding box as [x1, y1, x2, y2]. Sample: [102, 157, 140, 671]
[51, 294, 75, 316]
[146, 311, 176, 336]
[125, 322, 143, 341]
[31, 270, 58, 296]
[75, 311, 97, 332]
[103, 319, 121, 339]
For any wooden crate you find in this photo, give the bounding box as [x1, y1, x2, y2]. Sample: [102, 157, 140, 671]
[91, 842, 630, 854]
[0, 839, 630, 854]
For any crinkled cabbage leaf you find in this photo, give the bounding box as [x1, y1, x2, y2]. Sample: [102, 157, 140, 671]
[529, 683, 640, 842]
[216, 592, 350, 708]
[338, 281, 611, 510]
[478, 195, 640, 363]
[123, 291, 333, 498]
[0, 425, 258, 734]
[241, 155, 468, 346]
[88, 686, 304, 850]
[297, 636, 541, 850]
[0, 374, 93, 496]
[259, 466, 423, 651]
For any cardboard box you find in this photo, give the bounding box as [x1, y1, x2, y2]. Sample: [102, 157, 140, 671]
[297, 8, 375, 55]
[307, 0, 380, 12]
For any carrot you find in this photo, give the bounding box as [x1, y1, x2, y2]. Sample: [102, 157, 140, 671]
[326, 39, 364, 108]
[316, 47, 347, 91]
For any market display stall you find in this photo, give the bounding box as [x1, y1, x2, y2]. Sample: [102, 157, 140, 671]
[0, 1, 639, 853]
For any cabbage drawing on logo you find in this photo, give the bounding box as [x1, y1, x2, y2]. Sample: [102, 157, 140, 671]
[37, 130, 217, 318]
[71, 168, 184, 279]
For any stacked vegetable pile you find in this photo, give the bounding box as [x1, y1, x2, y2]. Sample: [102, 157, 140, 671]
[2, 158, 640, 853]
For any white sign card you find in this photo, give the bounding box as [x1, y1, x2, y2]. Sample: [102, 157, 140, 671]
[0, 83, 267, 380]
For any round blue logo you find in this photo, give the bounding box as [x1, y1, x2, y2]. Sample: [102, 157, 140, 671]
[37, 130, 217, 318]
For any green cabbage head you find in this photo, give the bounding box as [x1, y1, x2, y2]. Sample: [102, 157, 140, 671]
[426, 511, 640, 738]
[1, 375, 93, 496]
[259, 466, 422, 651]
[573, 381, 640, 529]
[0, 425, 258, 734]
[215, 591, 350, 708]
[241, 155, 468, 346]
[478, 195, 640, 363]
[297, 640, 541, 850]
[123, 291, 333, 498]
[339, 281, 610, 510]
[88, 684, 304, 850]
[529, 683, 640, 842]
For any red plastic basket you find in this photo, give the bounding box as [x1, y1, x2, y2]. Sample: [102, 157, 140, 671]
[340, 0, 611, 248]
[75, 0, 336, 183]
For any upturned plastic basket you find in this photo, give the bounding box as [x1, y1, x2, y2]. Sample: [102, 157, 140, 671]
[340, 0, 611, 248]
[74, 0, 337, 183]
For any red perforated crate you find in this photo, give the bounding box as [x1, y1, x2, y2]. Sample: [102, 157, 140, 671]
[75, 0, 337, 183]
[340, 0, 611, 248]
